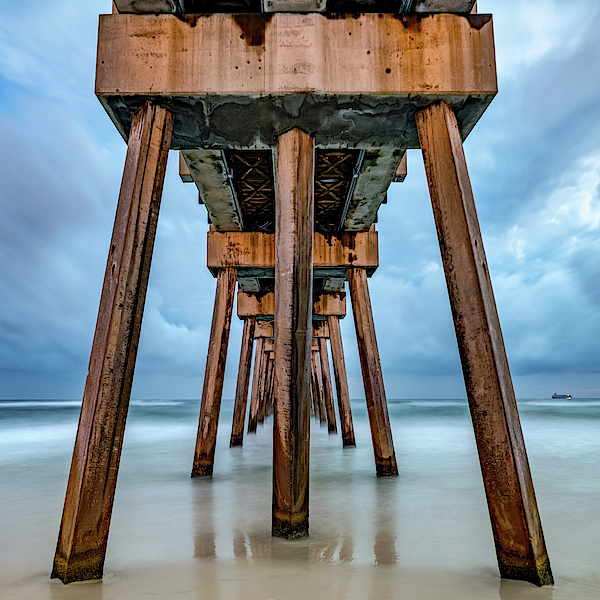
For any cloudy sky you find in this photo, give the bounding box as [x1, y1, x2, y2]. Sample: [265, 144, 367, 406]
[1, 1, 599, 400]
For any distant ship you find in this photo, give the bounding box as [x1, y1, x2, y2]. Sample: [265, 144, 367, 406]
[552, 392, 572, 399]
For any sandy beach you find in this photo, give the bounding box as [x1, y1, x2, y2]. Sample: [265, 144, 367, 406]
[1, 398, 599, 600]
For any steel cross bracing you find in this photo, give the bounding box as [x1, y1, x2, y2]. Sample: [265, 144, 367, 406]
[221, 149, 365, 234]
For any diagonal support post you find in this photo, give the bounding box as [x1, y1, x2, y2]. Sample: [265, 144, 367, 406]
[52, 102, 173, 584]
[230, 316, 256, 447]
[327, 316, 355, 447]
[248, 337, 265, 433]
[348, 267, 398, 476]
[318, 338, 338, 434]
[192, 267, 237, 476]
[416, 100, 553, 586]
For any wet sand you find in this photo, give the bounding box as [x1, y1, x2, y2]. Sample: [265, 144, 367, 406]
[1, 399, 599, 599]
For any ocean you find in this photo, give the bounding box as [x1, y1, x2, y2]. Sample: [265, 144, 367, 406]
[1, 397, 599, 599]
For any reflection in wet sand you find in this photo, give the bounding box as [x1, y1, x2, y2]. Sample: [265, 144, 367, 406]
[193, 480, 216, 560]
[2, 398, 600, 599]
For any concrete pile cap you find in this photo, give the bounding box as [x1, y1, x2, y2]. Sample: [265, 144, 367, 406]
[113, 0, 477, 15]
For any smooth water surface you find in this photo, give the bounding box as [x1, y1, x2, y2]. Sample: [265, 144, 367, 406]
[1, 398, 599, 599]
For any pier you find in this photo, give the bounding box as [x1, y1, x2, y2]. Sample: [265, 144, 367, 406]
[52, 0, 553, 587]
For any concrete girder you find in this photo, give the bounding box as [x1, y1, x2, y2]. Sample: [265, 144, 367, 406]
[207, 231, 379, 278]
[237, 291, 346, 319]
[343, 148, 405, 230]
[181, 150, 243, 230]
[96, 13, 497, 150]
[180, 148, 404, 232]
[112, 0, 476, 14]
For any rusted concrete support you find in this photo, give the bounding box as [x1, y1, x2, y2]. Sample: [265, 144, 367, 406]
[318, 338, 338, 434]
[264, 353, 275, 418]
[248, 337, 265, 433]
[272, 128, 314, 539]
[310, 363, 318, 417]
[327, 316, 355, 447]
[258, 345, 270, 424]
[416, 101, 553, 586]
[230, 317, 256, 447]
[312, 348, 327, 424]
[52, 102, 173, 584]
[347, 268, 398, 476]
[192, 267, 237, 477]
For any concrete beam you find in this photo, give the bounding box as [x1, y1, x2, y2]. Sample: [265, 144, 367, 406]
[113, 0, 183, 13]
[344, 149, 405, 230]
[182, 147, 404, 233]
[254, 321, 274, 338]
[112, 0, 475, 14]
[263, 0, 326, 11]
[207, 231, 378, 276]
[414, 0, 475, 13]
[181, 150, 243, 231]
[237, 291, 346, 318]
[96, 13, 496, 149]
[312, 320, 330, 338]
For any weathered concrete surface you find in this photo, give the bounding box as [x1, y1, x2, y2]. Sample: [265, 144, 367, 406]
[207, 231, 378, 277]
[414, 0, 475, 12]
[113, 0, 184, 13]
[230, 316, 256, 447]
[181, 150, 242, 230]
[52, 102, 173, 583]
[254, 321, 274, 337]
[272, 128, 314, 539]
[237, 291, 346, 318]
[192, 267, 237, 477]
[112, 0, 475, 15]
[417, 101, 552, 586]
[328, 315, 355, 447]
[348, 267, 398, 476]
[179, 148, 404, 233]
[96, 13, 496, 149]
[344, 149, 405, 230]
[312, 320, 330, 338]
[264, 0, 326, 11]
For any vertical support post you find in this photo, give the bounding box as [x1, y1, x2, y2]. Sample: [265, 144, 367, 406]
[230, 317, 256, 447]
[248, 337, 265, 433]
[318, 338, 338, 434]
[192, 267, 237, 476]
[416, 101, 552, 586]
[52, 102, 173, 584]
[348, 268, 398, 476]
[328, 316, 355, 447]
[273, 127, 314, 539]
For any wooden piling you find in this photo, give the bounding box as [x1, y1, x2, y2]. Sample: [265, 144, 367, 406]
[327, 316, 355, 447]
[347, 268, 398, 476]
[248, 337, 265, 433]
[230, 317, 256, 447]
[416, 100, 553, 586]
[52, 102, 173, 583]
[192, 267, 237, 476]
[318, 338, 338, 434]
[272, 128, 314, 539]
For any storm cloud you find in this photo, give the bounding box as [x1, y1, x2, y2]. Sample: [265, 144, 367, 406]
[1, 0, 599, 400]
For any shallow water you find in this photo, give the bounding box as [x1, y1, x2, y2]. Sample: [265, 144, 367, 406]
[1, 398, 599, 599]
